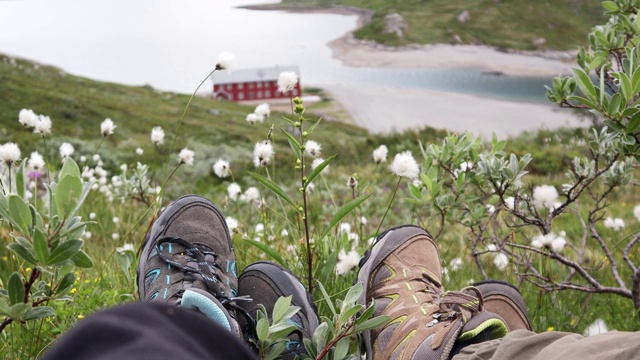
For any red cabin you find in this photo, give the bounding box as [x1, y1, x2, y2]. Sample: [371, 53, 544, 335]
[212, 66, 301, 101]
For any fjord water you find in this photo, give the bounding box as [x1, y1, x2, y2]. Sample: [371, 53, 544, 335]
[0, 0, 552, 103]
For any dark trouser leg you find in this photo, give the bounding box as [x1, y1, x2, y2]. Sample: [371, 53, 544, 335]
[42, 301, 257, 360]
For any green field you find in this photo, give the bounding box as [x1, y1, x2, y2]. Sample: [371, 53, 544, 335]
[2, 44, 640, 358]
[279, 0, 606, 50]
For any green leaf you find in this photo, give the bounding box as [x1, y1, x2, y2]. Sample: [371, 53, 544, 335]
[602, 1, 618, 11]
[313, 322, 329, 351]
[333, 337, 350, 360]
[316, 280, 336, 316]
[49, 239, 83, 265]
[340, 282, 363, 313]
[356, 315, 391, 333]
[608, 93, 623, 118]
[571, 67, 596, 101]
[629, 113, 640, 135]
[266, 342, 287, 360]
[248, 172, 296, 209]
[0, 298, 10, 316]
[8, 272, 24, 305]
[115, 250, 133, 281]
[280, 128, 302, 159]
[24, 306, 56, 321]
[305, 118, 322, 136]
[10, 303, 30, 321]
[33, 228, 49, 265]
[55, 272, 76, 296]
[318, 194, 371, 242]
[567, 95, 598, 109]
[55, 175, 83, 218]
[15, 161, 26, 199]
[618, 72, 633, 104]
[7, 242, 37, 264]
[272, 295, 292, 323]
[72, 250, 94, 268]
[305, 154, 337, 189]
[268, 322, 298, 340]
[58, 157, 80, 180]
[338, 303, 364, 325]
[8, 194, 32, 235]
[256, 318, 269, 342]
[420, 173, 433, 194]
[355, 302, 376, 325]
[244, 239, 287, 267]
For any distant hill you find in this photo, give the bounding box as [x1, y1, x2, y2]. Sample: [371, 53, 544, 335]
[1, 54, 449, 190]
[279, 0, 606, 51]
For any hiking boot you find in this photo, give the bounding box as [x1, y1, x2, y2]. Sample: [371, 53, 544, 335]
[471, 280, 532, 331]
[137, 195, 242, 336]
[238, 261, 319, 359]
[358, 225, 508, 360]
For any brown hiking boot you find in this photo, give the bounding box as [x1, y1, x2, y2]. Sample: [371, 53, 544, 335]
[471, 280, 532, 331]
[358, 225, 508, 360]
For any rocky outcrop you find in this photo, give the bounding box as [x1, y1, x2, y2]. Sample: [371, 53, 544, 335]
[384, 13, 409, 39]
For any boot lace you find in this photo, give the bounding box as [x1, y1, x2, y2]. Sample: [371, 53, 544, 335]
[421, 272, 484, 327]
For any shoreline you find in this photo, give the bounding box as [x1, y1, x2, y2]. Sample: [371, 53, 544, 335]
[243, 3, 577, 77]
[243, 3, 586, 138]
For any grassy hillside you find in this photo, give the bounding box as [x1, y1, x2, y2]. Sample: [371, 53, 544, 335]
[279, 0, 606, 50]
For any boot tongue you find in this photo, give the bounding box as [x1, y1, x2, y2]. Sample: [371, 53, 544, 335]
[458, 311, 508, 343]
[180, 288, 241, 336]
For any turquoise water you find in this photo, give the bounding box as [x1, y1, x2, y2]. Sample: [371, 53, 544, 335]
[0, 0, 552, 103]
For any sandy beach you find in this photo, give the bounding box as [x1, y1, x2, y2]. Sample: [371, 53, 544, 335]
[324, 84, 584, 138]
[248, 4, 586, 137]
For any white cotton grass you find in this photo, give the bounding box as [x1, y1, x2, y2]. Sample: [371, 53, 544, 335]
[347, 176, 358, 189]
[33, 115, 52, 137]
[604, 217, 625, 231]
[100, 118, 116, 137]
[531, 232, 567, 252]
[450, 257, 463, 271]
[136, 147, 144, 155]
[336, 249, 360, 275]
[28, 151, 45, 171]
[213, 159, 231, 178]
[504, 197, 515, 210]
[246, 113, 260, 124]
[533, 185, 559, 209]
[253, 141, 274, 168]
[226, 217, 239, 233]
[244, 187, 260, 203]
[178, 148, 194, 165]
[151, 126, 165, 146]
[0, 142, 21, 166]
[254, 103, 270, 118]
[59, 142, 74, 159]
[373, 145, 388, 164]
[116, 243, 135, 253]
[583, 318, 610, 337]
[304, 140, 322, 158]
[389, 151, 420, 180]
[215, 51, 235, 71]
[634, 205, 640, 222]
[19, 109, 39, 127]
[493, 253, 509, 270]
[227, 182, 242, 201]
[277, 71, 298, 93]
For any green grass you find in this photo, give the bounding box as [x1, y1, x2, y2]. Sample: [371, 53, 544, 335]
[278, 0, 606, 50]
[2, 53, 640, 358]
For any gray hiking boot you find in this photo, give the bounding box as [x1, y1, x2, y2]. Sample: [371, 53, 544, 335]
[471, 280, 532, 331]
[357, 225, 508, 360]
[238, 261, 319, 359]
[137, 195, 242, 336]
